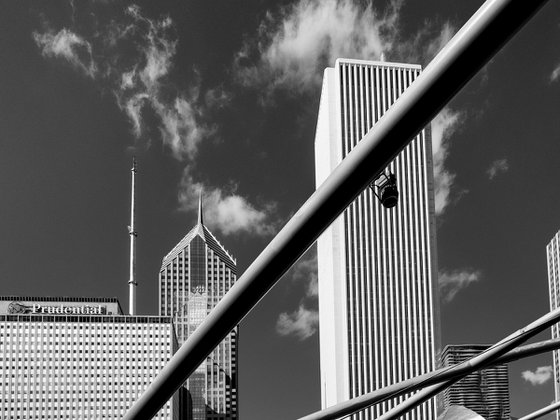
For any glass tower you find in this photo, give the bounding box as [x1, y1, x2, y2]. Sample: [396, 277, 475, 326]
[314, 58, 440, 419]
[547, 229, 560, 420]
[159, 199, 238, 420]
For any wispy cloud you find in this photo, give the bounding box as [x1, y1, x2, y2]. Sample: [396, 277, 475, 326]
[522, 366, 553, 386]
[109, 6, 212, 160]
[178, 170, 279, 237]
[152, 96, 214, 160]
[276, 304, 319, 340]
[431, 107, 466, 216]
[234, 0, 455, 98]
[551, 64, 560, 83]
[486, 158, 509, 180]
[284, 247, 318, 298]
[235, 0, 403, 95]
[33, 5, 213, 160]
[33, 28, 96, 77]
[439, 269, 481, 303]
[276, 248, 319, 340]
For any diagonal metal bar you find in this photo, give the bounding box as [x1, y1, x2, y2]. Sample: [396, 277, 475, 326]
[519, 401, 560, 420]
[298, 337, 560, 420]
[123, 0, 550, 418]
[374, 308, 560, 420]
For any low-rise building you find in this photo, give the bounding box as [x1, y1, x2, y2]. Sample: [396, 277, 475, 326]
[0, 296, 179, 419]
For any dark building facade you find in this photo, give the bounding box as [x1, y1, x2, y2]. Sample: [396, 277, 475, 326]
[159, 200, 238, 419]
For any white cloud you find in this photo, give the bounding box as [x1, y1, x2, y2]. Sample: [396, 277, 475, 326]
[431, 107, 465, 216]
[275, 248, 318, 340]
[551, 64, 560, 83]
[153, 97, 214, 159]
[203, 191, 276, 237]
[486, 158, 509, 180]
[33, 6, 213, 161]
[276, 304, 319, 340]
[110, 9, 213, 160]
[285, 247, 318, 298]
[33, 28, 96, 77]
[522, 366, 553, 386]
[235, 0, 404, 94]
[122, 5, 175, 91]
[178, 171, 278, 237]
[439, 269, 481, 303]
[234, 0, 457, 97]
[108, 7, 211, 159]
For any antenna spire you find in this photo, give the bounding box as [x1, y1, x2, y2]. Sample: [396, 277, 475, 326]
[128, 157, 138, 316]
[198, 188, 204, 225]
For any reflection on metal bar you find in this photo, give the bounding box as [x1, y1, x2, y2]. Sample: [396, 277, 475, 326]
[519, 401, 560, 420]
[298, 338, 560, 420]
[123, 0, 550, 418]
[377, 381, 454, 420]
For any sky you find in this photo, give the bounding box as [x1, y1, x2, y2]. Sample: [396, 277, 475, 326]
[1, 0, 559, 418]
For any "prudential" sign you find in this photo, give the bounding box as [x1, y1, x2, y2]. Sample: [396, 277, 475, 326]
[32, 304, 107, 315]
[7, 301, 107, 315]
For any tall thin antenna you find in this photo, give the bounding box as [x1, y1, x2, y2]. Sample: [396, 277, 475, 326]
[128, 157, 138, 315]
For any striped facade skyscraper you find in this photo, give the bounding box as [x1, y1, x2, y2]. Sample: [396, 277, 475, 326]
[159, 197, 238, 420]
[314, 58, 440, 419]
[547, 229, 560, 420]
[441, 344, 510, 419]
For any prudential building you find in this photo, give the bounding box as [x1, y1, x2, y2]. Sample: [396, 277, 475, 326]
[314, 58, 440, 419]
[0, 296, 178, 419]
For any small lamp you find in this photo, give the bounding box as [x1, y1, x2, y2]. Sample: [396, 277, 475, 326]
[370, 171, 398, 208]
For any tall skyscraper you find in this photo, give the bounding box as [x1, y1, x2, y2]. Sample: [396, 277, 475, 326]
[314, 58, 440, 419]
[441, 344, 510, 419]
[0, 296, 179, 419]
[547, 229, 560, 420]
[159, 198, 238, 420]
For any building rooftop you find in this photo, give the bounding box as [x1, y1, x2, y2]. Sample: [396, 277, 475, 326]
[161, 195, 236, 270]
